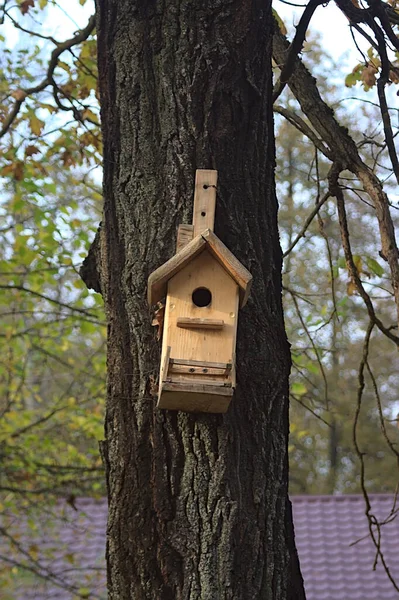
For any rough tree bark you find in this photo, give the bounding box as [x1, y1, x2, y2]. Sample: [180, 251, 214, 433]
[86, 1, 305, 598]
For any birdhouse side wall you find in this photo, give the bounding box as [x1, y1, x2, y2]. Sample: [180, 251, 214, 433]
[161, 251, 239, 369]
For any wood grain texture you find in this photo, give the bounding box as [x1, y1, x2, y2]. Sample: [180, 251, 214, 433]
[170, 358, 232, 369]
[192, 169, 217, 236]
[176, 317, 225, 329]
[201, 229, 253, 307]
[159, 381, 233, 413]
[169, 363, 228, 376]
[160, 251, 239, 370]
[176, 224, 194, 252]
[148, 234, 206, 306]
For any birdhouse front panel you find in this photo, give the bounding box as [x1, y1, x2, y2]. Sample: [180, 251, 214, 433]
[158, 250, 239, 412]
[164, 251, 239, 365]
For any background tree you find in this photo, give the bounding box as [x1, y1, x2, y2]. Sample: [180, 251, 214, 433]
[274, 34, 399, 495]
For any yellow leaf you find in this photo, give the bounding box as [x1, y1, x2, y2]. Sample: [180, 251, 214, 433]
[65, 553, 75, 564]
[29, 544, 39, 560]
[29, 114, 45, 136]
[347, 280, 357, 296]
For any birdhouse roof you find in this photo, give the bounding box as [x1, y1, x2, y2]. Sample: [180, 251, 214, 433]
[148, 228, 252, 308]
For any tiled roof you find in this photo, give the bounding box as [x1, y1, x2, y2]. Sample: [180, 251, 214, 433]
[292, 494, 399, 600]
[1, 495, 398, 599]
[1, 498, 107, 600]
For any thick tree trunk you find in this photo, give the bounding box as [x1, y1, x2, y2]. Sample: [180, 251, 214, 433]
[93, 1, 305, 598]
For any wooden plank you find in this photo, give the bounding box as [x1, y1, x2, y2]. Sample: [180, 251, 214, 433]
[160, 345, 171, 383]
[176, 317, 224, 330]
[201, 228, 253, 307]
[148, 226, 253, 307]
[169, 364, 228, 376]
[176, 224, 194, 253]
[192, 170, 217, 236]
[158, 390, 232, 413]
[165, 378, 231, 387]
[158, 381, 233, 413]
[170, 358, 232, 370]
[162, 382, 233, 395]
[148, 234, 206, 306]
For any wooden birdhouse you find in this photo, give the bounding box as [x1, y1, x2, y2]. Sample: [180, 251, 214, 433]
[148, 170, 252, 413]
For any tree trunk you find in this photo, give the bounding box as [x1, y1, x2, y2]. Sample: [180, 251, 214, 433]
[92, 1, 305, 598]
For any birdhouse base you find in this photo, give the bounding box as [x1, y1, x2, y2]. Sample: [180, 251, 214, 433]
[158, 381, 233, 413]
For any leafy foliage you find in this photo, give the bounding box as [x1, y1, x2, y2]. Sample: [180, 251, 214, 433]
[0, 1, 105, 594]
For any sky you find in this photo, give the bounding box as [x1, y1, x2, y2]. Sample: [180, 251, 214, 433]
[4, 0, 367, 64]
[275, 0, 359, 65]
[3, 0, 94, 47]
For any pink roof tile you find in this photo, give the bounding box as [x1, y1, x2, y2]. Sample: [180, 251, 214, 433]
[292, 494, 399, 600]
[1, 495, 398, 599]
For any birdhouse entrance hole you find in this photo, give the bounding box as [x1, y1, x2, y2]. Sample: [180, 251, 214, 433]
[192, 287, 212, 307]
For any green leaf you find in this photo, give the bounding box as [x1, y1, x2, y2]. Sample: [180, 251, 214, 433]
[345, 73, 357, 87]
[366, 256, 384, 277]
[291, 382, 307, 396]
[29, 114, 45, 136]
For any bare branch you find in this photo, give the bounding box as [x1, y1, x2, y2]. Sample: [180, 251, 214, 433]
[0, 14, 96, 138]
[353, 322, 399, 593]
[274, 105, 333, 159]
[282, 190, 331, 257]
[0, 284, 98, 317]
[272, 0, 326, 102]
[330, 167, 399, 344]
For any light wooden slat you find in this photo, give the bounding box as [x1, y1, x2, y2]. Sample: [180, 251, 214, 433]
[162, 382, 233, 395]
[160, 345, 171, 384]
[176, 224, 194, 252]
[165, 378, 231, 387]
[169, 364, 227, 376]
[176, 317, 224, 330]
[201, 228, 252, 307]
[193, 170, 217, 236]
[148, 234, 206, 306]
[159, 381, 233, 413]
[170, 358, 232, 370]
[163, 251, 239, 370]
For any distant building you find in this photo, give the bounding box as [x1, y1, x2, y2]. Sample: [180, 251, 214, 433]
[1, 495, 398, 599]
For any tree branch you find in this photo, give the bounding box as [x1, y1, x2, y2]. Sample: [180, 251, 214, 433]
[0, 284, 98, 317]
[273, 24, 399, 335]
[0, 14, 96, 138]
[329, 166, 399, 344]
[272, 0, 326, 102]
[274, 105, 333, 159]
